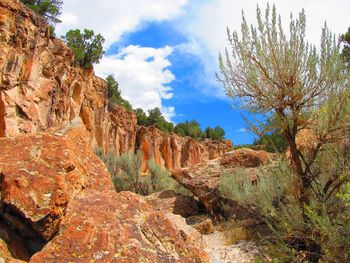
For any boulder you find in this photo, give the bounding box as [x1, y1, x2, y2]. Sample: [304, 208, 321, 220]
[172, 149, 270, 216]
[0, 119, 112, 244]
[30, 190, 209, 263]
[0, 120, 210, 262]
[186, 215, 214, 234]
[145, 190, 199, 217]
[220, 148, 269, 168]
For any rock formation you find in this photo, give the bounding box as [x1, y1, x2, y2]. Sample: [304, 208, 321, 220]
[137, 126, 232, 172]
[171, 149, 270, 217]
[0, 0, 231, 172]
[0, 119, 209, 262]
[0, 1, 234, 261]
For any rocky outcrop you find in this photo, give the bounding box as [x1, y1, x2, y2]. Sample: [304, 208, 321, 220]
[137, 126, 232, 172]
[0, 0, 112, 152]
[0, 120, 209, 262]
[186, 215, 214, 235]
[0, 219, 30, 262]
[0, 119, 112, 252]
[108, 104, 137, 156]
[220, 148, 269, 168]
[145, 190, 199, 217]
[31, 190, 209, 263]
[171, 149, 270, 216]
[0, 0, 231, 171]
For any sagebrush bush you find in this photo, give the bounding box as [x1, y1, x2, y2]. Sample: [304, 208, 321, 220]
[220, 151, 350, 262]
[94, 149, 188, 196]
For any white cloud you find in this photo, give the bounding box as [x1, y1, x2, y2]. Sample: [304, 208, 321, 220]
[236, 128, 247, 133]
[94, 45, 176, 121]
[56, 0, 188, 47]
[59, 12, 78, 27]
[177, 0, 350, 97]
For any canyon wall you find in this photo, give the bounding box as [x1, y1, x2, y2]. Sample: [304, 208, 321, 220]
[0, 0, 232, 171]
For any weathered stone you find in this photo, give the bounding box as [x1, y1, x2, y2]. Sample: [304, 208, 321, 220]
[145, 190, 199, 217]
[108, 104, 137, 156]
[30, 190, 209, 263]
[220, 148, 269, 168]
[172, 149, 270, 216]
[0, 219, 29, 262]
[186, 215, 214, 235]
[0, 120, 112, 242]
[137, 126, 232, 172]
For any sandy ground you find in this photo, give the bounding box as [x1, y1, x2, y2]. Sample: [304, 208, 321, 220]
[203, 231, 259, 263]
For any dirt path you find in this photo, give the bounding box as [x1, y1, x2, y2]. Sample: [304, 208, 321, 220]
[203, 231, 259, 263]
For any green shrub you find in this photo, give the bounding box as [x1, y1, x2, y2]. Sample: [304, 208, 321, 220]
[62, 29, 105, 68]
[219, 151, 350, 262]
[21, 0, 62, 25]
[106, 75, 133, 112]
[94, 149, 187, 196]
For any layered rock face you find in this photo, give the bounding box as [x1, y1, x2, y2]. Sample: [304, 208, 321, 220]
[0, 0, 231, 172]
[137, 126, 232, 172]
[0, 0, 111, 151]
[0, 120, 209, 262]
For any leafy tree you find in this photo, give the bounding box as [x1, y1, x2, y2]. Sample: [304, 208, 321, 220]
[174, 121, 204, 139]
[340, 27, 350, 67]
[21, 0, 63, 24]
[252, 115, 287, 152]
[218, 4, 350, 261]
[106, 75, 132, 111]
[205, 126, 225, 141]
[62, 29, 105, 68]
[134, 108, 148, 126]
[146, 107, 174, 132]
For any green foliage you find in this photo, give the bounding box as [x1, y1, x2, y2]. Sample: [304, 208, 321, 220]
[253, 133, 287, 153]
[147, 158, 178, 193]
[218, 4, 350, 261]
[252, 116, 287, 152]
[94, 149, 184, 196]
[147, 108, 174, 132]
[134, 107, 174, 132]
[106, 75, 132, 111]
[205, 126, 225, 141]
[174, 121, 204, 139]
[340, 27, 350, 67]
[232, 143, 254, 150]
[21, 0, 62, 24]
[134, 108, 148, 126]
[173, 121, 226, 141]
[62, 29, 105, 68]
[134, 109, 226, 140]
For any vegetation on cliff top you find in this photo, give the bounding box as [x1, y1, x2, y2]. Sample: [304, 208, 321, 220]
[219, 4, 350, 262]
[62, 29, 105, 68]
[106, 74, 227, 141]
[20, 0, 63, 24]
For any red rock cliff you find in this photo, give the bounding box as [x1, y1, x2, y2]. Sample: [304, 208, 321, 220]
[0, 0, 231, 170]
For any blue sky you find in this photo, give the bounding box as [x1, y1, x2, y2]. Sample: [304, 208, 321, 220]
[56, 0, 350, 145]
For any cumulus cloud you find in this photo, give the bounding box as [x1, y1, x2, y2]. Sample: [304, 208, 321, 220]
[56, 0, 188, 47]
[94, 45, 176, 121]
[176, 0, 350, 97]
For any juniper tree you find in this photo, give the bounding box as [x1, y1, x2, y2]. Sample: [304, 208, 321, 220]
[218, 4, 350, 262]
[62, 29, 105, 68]
[21, 0, 63, 24]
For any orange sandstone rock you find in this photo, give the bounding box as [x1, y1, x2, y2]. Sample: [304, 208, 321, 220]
[30, 190, 209, 263]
